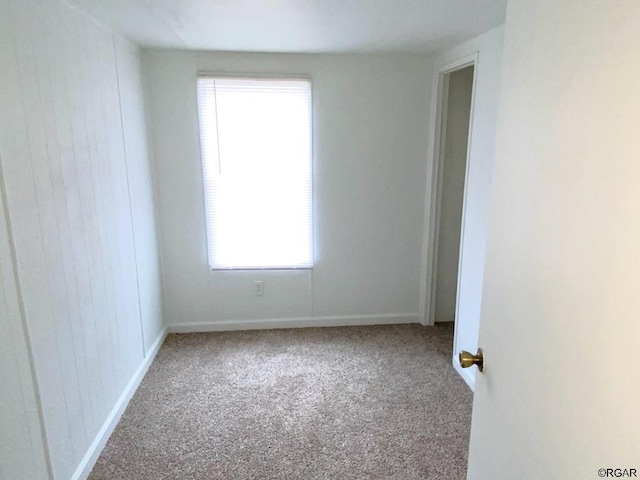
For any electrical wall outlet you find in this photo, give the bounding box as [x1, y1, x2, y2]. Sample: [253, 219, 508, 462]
[253, 280, 264, 296]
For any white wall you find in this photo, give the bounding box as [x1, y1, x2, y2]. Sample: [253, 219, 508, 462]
[423, 26, 504, 388]
[145, 51, 433, 329]
[434, 66, 474, 322]
[0, 0, 163, 478]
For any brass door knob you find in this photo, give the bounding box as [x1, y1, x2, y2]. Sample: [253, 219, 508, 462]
[459, 348, 484, 372]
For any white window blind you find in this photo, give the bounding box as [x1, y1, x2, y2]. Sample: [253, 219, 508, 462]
[197, 77, 313, 269]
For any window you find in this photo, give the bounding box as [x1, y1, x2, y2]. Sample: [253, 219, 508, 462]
[197, 77, 313, 269]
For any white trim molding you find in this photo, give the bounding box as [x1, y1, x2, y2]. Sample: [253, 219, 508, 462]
[71, 327, 168, 480]
[420, 52, 479, 327]
[168, 313, 422, 333]
[420, 51, 479, 325]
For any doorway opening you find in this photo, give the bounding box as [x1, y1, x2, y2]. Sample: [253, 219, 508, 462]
[429, 64, 475, 325]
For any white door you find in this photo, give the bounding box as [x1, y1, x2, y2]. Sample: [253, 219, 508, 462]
[466, 0, 640, 478]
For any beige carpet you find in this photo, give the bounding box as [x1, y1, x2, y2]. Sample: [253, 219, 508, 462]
[90, 324, 472, 479]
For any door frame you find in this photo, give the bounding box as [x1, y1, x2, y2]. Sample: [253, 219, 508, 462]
[421, 53, 479, 328]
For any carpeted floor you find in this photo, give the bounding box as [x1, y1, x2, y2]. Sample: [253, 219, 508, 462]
[89, 324, 472, 479]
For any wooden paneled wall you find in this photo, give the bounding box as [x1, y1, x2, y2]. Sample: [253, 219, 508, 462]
[0, 0, 163, 478]
[0, 173, 50, 480]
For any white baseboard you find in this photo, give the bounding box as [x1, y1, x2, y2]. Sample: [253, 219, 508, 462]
[167, 313, 422, 333]
[453, 355, 476, 391]
[71, 327, 168, 480]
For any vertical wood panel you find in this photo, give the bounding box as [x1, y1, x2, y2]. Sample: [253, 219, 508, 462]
[0, 0, 162, 477]
[30, 0, 95, 448]
[89, 24, 131, 387]
[4, 1, 77, 476]
[0, 166, 50, 480]
[43, 0, 97, 439]
[101, 30, 144, 378]
[115, 37, 165, 353]
[73, 11, 120, 407]
[54, 0, 107, 435]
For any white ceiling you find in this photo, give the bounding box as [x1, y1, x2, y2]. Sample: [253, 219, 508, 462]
[69, 0, 507, 53]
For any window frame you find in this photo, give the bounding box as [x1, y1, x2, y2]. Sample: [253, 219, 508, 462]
[196, 72, 315, 271]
